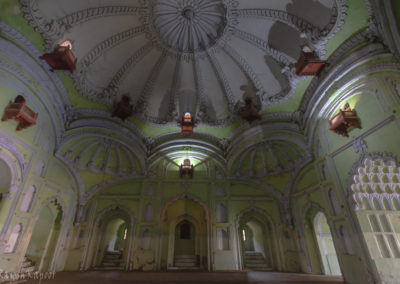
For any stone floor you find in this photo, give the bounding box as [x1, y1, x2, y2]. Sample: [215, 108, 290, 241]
[25, 271, 344, 284]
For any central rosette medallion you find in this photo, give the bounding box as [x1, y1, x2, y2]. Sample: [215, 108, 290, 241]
[151, 0, 227, 53]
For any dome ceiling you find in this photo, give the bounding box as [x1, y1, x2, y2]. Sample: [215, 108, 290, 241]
[21, 0, 346, 127]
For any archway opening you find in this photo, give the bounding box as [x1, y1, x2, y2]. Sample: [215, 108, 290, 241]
[160, 198, 209, 270]
[105, 218, 127, 253]
[174, 220, 198, 267]
[96, 217, 129, 270]
[25, 201, 63, 271]
[313, 212, 341, 276]
[84, 208, 132, 271]
[239, 219, 272, 271]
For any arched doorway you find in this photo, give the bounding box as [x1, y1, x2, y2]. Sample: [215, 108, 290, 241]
[174, 220, 198, 268]
[25, 200, 63, 271]
[97, 218, 128, 270]
[159, 196, 209, 270]
[303, 205, 342, 276]
[237, 210, 277, 271]
[86, 208, 133, 270]
[313, 212, 341, 276]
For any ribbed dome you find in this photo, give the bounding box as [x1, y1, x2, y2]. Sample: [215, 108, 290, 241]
[21, 0, 346, 126]
[61, 135, 140, 175]
[231, 140, 306, 177]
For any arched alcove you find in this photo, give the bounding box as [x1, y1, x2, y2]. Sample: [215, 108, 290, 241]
[25, 201, 63, 271]
[4, 223, 22, 254]
[141, 229, 151, 250]
[34, 160, 45, 177]
[217, 229, 229, 251]
[19, 185, 36, 212]
[143, 203, 154, 222]
[313, 212, 341, 276]
[301, 199, 346, 277]
[216, 203, 228, 223]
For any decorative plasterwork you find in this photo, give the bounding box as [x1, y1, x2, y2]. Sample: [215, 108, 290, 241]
[300, 25, 399, 144]
[230, 140, 306, 178]
[0, 138, 26, 176]
[0, 138, 25, 198]
[353, 137, 368, 154]
[365, 0, 400, 59]
[147, 139, 227, 177]
[151, 0, 228, 53]
[348, 152, 400, 211]
[20, 0, 345, 127]
[236, 205, 276, 226]
[231, 119, 300, 142]
[57, 131, 145, 176]
[67, 110, 147, 151]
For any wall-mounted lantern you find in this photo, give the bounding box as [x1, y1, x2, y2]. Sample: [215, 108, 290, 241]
[295, 45, 326, 76]
[329, 103, 361, 137]
[112, 95, 133, 121]
[40, 41, 77, 72]
[2, 95, 38, 131]
[239, 98, 261, 123]
[181, 112, 194, 134]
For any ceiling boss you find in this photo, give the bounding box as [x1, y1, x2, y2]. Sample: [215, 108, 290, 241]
[151, 0, 228, 53]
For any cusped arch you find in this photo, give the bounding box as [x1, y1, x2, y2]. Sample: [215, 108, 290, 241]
[93, 204, 136, 228]
[159, 193, 210, 224]
[301, 201, 332, 231]
[236, 206, 276, 229]
[0, 137, 26, 190]
[33, 196, 67, 225]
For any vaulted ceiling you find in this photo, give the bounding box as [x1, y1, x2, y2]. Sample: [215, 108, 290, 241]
[21, 0, 346, 127]
[11, 0, 364, 181]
